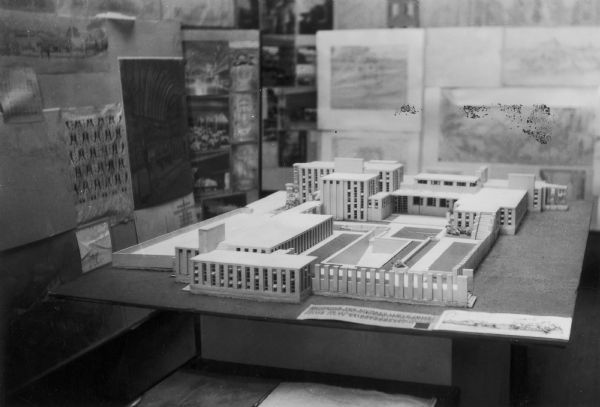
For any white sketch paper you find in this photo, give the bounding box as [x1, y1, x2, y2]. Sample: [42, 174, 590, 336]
[298, 305, 437, 329]
[434, 310, 572, 341]
[317, 29, 424, 132]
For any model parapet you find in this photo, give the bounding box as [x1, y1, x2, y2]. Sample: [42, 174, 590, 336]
[163, 157, 568, 307]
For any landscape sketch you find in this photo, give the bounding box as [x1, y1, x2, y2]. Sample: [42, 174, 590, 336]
[330, 45, 408, 110]
[503, 27, 600, 86]
[183, 40, 231, 96]
[0, 66, 43, 123]
[0, 10, 109, 74]
[438, 93, 597, 166]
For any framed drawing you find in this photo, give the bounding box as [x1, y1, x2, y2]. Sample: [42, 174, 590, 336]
[317, 29, 424, 132]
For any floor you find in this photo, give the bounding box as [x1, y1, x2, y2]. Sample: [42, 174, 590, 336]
[7, 233, 600, 407]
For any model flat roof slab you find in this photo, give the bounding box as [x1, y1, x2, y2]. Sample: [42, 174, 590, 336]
[454, 187, 527, 212]
[391, 188, 463, 199]
[415, 173, 479, 183]
[322, 172, 379, 181]
[222, 213, 332, 248]
[295, 161, 335, 169]
[364, 161, 403, 171]
[192, 250, 316, 269]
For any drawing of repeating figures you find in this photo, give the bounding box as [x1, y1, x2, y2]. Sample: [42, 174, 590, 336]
[231, 92, 258, 143]
[330, 45, 408, 110]
[230, 47, 258, 92]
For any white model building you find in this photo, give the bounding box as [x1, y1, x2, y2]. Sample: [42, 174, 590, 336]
[161, 157, 568, 307]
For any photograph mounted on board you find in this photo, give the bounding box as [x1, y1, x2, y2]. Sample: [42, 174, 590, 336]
[297, 0, 332, 34]
[262, 35, 295, 86]
[0, 10, 109, 74]
[278, 129, 307, 167]
[230, 45, 259, 91]
[61, 103, 134, 225]
[191, 149, 231, 198]
[119, 58, 194, 209]
[183, 40, 231, 96]
[188, 96, 230, 155]
[0, 66, 43, 124]
[231, 92, 259, 143]
[231, 142, 258, 191]
[260, 0, 295, 34]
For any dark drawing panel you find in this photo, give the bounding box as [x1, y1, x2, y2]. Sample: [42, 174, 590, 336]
[278, 129, 307, 167]
[119, 58, 194, 209]
[183, 41, 231, 96]
[297, 0, 332, 34]
[261, 36, 296, 86]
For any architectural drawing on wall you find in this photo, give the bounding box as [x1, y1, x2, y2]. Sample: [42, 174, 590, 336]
[162, 0, 236, 26]
[503, 27, 600, 86]
[62, 103, 134, 224]
[317, 29, 424, 132]
[231, 92, 258, 143]
[231, 142, 259, 191]
[297, 0, 332, 34]
[438, 91, 596, 166]
[260, 0, 295, 34]
[56, 0, 161, 19]
[188, 97, 230, 154]
[230, 46, 259, 91]
[262, 35, 296, 86]
[183, 41, 231, 96]
[330, 45, 408, 110]
[0, 10, 109, 74]
[119, 57, 194, 209]
[0, 66, 43, 123]
[419, 0, 600, 27]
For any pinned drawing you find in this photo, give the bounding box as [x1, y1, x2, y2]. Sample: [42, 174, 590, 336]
[161, 0, 235, 26]
[0, 66, 43, 123]
[231, 92, 258, 143]
[120, 58, 194, 209]
[56, 0, 161, 19]
[261, 35, 296, 86]
[76, 220, 112, 273]
[0, 10, 109, 74]
[188, 97, 230, 155]
[331, 45, 408, 110]
[438, 92, 596, 165]
[183, 41, 231, 96]
[503, 27, 600, 86]
[230, 46, 258, 92]
[231, 142, 258, 191]
[62, 103, 134, 224]
[317, 29, 424, 131]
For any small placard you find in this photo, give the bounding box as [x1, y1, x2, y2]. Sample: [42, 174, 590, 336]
[297, 304, 437, 329]
[434, 310, 572, 341]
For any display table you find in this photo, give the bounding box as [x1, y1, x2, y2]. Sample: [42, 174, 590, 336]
[50, 200, 594, 406]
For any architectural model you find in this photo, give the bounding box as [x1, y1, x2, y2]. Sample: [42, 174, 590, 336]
[115, 157, 568, 307]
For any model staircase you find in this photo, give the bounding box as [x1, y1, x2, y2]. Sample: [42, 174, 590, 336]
[473, 213, 496, 240]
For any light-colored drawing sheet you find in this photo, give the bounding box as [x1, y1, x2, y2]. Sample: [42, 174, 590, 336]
[317, 29, 424, 132]
[422, 87, 600, 197]
[434, 310, 572, 341]
[133, 193, 196, 243]
[321, 130, 420, 174]
[333, 0, 388, 29]
[503, 27, 600, 86]
[259, 382, 437, 407]
[425, 27, 502, 87]
[76, 220, 112, 273]
[298, 305, 437, 329]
